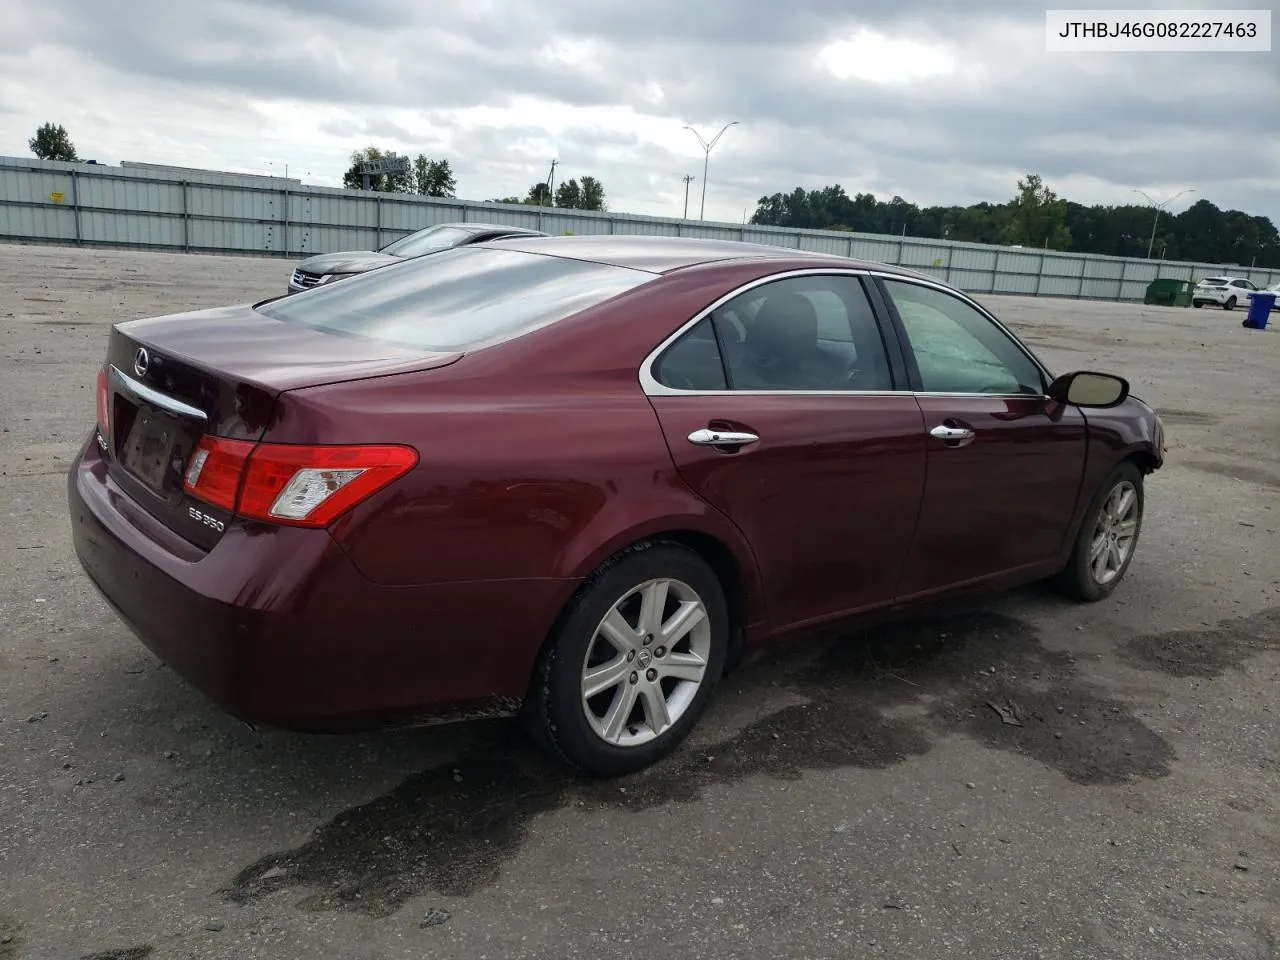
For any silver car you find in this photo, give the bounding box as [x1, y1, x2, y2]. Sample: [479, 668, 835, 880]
[287, 222, 548, 293]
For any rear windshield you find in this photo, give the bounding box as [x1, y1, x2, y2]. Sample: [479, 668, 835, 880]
[1199, 277, 1228, 285]
[258, 246, 655, 351]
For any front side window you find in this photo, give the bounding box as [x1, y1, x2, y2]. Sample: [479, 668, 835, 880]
[881, 279, 1045, 395]
[259, 247, 654, 352]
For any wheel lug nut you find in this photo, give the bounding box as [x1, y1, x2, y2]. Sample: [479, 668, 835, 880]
[654, 646, 666, 658]
[627, 651, 636, 662]
[629, 672, 639, 685]
[646, 668, 657, 682]
[643, 634, 654, 646]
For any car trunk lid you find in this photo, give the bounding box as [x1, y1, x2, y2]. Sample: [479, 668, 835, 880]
[98, 303, 461, 550]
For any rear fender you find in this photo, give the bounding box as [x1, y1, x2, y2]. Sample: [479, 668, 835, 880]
[554, 506, 767, 632]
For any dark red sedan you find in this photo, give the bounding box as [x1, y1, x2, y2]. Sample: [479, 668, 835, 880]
[68, 236, 1165, 775]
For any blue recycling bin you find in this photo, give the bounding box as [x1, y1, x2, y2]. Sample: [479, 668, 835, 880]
[1244, 292, 1275, 329]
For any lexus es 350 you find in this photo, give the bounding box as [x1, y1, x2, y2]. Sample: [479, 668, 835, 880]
[68, 235, 1165, 775]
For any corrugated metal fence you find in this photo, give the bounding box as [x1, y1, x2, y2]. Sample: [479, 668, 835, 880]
[3, 156, 1277, 300]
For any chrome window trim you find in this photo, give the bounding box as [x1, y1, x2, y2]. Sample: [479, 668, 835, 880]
[640, 267, 893, 397]
[638, 266, 1055, 399]
[108, 365, 209, 421]
[870, 271, 1056, 389]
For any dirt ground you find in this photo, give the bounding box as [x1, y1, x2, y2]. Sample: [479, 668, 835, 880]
[0, 243, 1276, 960]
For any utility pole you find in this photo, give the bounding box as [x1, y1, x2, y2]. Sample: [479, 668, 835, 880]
[683, 121, 739, 220]
[682, 175, 694, 219]
[546, 159, 559, 207]
[1132, 187, 1194, 259]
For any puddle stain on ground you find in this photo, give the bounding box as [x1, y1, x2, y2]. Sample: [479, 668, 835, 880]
[79, 950, 153, 960]
[1120, 607, 1280, 678]
[1155, 409, 1219, 426]
[1181, 460, 1280, 491]
[224, 610, 1181, 919]
[0, 916, 19, 960]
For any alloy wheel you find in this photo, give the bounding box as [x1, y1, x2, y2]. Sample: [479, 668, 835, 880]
[1089, 480, 1139, 586]
[580, 578, 712, 748]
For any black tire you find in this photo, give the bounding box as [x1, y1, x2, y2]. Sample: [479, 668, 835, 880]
[1224, 297, 1237, 311]
[525, 541, 729, 776]
[1054, 461, 1144, 602]
[1192, 301, 1203, 309]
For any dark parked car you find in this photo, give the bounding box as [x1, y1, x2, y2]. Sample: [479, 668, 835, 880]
[286, 221, 547, 293]
[69, 236, 1165, 775]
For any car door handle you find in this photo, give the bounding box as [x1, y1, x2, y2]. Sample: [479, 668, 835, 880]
[929, 424, 975, 447]
[688, 428, 759, 448]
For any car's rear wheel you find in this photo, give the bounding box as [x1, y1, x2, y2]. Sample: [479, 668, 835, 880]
[1054, 462, 1144, 602]
[526, 542, 728, 775]
[1192, 300, 1203, 309]
[1224, 296, 1237, 310]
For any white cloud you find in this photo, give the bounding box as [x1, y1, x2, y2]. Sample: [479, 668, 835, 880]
[819, 30, 959, 84]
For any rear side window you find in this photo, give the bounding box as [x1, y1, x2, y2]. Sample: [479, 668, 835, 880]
[654, 318, 727, 390]
[258, 247, 654, 351]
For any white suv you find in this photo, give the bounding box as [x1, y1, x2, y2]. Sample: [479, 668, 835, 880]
[1192, 276, 1258, 310]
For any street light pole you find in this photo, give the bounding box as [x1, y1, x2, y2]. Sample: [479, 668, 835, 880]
[683, 121, 738, 220]
[1133, 188, 1194, 259]
[682, 174, 694, 219]
[546, 159, 559, 206]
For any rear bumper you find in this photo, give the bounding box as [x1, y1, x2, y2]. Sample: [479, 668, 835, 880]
[67, 434, 575, 731]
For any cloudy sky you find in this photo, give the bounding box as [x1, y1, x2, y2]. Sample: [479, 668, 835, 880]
[1, 0, 1276, 224]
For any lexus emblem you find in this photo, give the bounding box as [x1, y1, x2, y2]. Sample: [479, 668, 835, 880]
[133, 347, 150, 378]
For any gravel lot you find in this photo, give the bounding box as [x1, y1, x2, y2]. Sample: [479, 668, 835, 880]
[1, 243, 1277, 960]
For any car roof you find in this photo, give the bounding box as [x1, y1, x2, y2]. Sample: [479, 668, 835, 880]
[477, 233, 935, 279]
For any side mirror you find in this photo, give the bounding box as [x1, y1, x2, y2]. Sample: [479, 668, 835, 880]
[1048, 371, 1129, 408]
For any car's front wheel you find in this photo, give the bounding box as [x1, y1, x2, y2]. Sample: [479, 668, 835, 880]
[526, 542, 728, 775]
[1224, 296, 1237, 310]
[1054, 462, 1144, 602]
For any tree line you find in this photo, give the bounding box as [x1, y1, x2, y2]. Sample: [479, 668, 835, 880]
[750, 174, 1279, 268]
[488, 175, 606, 211]
[341, 146, 607, 210]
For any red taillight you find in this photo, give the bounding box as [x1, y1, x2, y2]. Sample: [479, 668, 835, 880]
[184, 436, 255, 511]
[184, 438, 417, 528]
[96, 367, 110, 441]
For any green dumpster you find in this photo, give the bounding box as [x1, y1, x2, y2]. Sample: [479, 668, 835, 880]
[1143, 278, 1193, 307]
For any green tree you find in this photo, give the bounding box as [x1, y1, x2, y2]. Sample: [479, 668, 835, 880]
[29, 123, 77, 161]
[490, 196, 523, 204]
[1003, 174, 1071, 249]
[412, 155, 457, 198]
[744, 175, 1278, 267]
[578, 176, 606, 211]
[555, 178, 582, 208]
[524, 182, 553, 206]
[342, 146, 412, 193]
